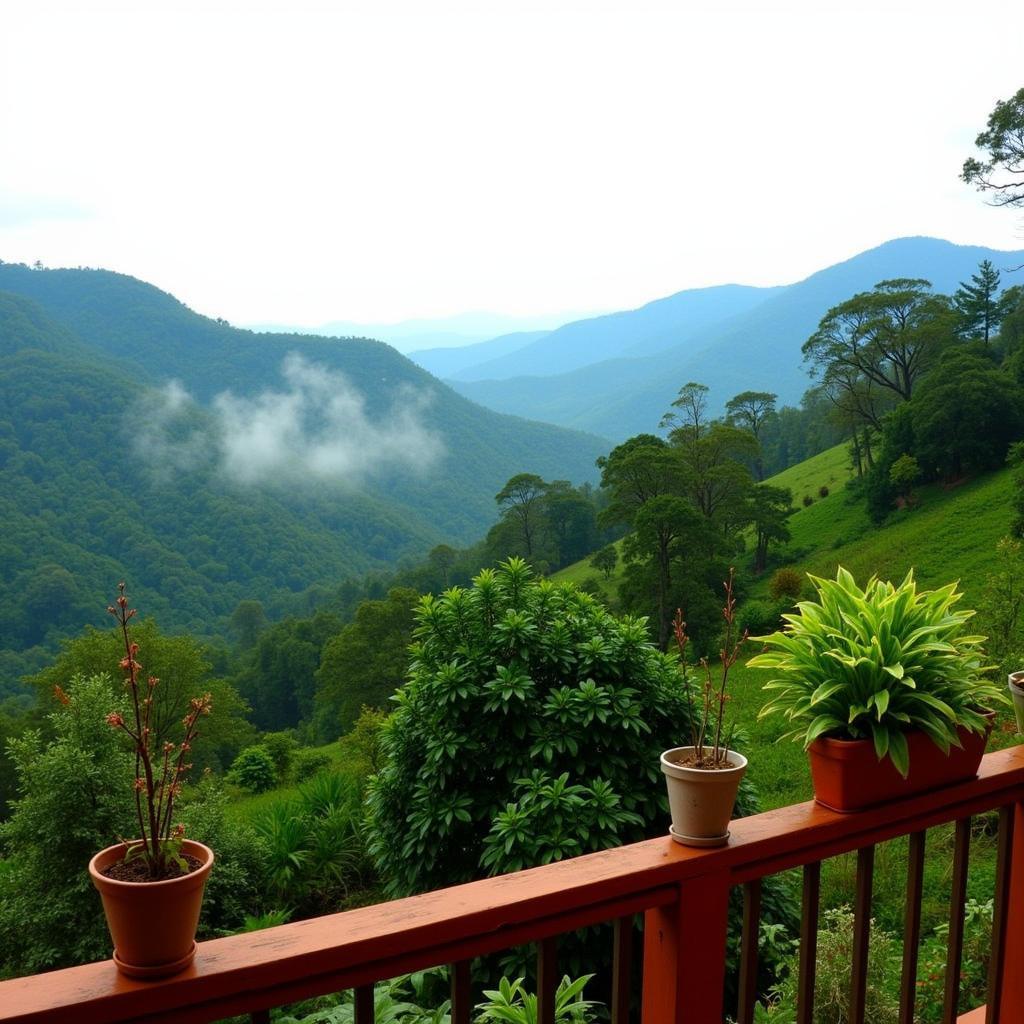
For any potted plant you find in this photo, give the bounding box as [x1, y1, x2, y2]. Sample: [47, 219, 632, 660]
[661, 570, 748, 847]
[88, 584, 215, 978]
[750, 567, 1003, 813]
[1009, 672, 1024, 733]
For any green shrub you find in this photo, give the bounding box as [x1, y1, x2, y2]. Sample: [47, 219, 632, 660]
[818, 485, 830, 498]
[0, 676, 135, 975]
[366, 558, 704, 895]
[253, 772, 368, 912]
[262, 731, 299, 781]
[737, 600, 787, 637]
[228, 745, 278, 793]
[802, 495, 814, 507]
[768, 569, 803, 603]
[760, 907, 901, 1023]
[293, 748, 332, 781]
[751, 567, 1004, 775]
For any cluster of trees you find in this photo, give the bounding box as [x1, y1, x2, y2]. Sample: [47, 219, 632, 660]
[596, 382, 795, 649]
[801, 266, 1024, 520]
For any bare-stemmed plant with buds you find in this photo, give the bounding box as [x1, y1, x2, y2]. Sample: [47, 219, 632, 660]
[672, 568, 748, 769]
[105, 583, 212, 878]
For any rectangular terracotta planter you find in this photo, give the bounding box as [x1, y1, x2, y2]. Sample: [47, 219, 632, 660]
[807, 722, 991, 813]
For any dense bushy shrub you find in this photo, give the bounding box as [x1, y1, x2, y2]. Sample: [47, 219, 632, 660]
[262, 731, 299, 781]
[0, 675, 134, 975]
[818, 485, 830, 498]
[180, 776, 269, 937]
[768, 568, 803, 603]
[292, 748, 332, 781]
[801, 495, 814, 507]
[737, 599, 787, 637]
[228, 744, 278, 793]
[254, 772, 369, 913]
[366, 559, 707, 895]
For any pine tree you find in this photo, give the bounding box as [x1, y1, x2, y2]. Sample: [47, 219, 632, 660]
[954, 259, 1013, 344]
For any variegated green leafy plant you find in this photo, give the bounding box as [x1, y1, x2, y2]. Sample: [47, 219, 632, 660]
[749, 567, 1004, 776]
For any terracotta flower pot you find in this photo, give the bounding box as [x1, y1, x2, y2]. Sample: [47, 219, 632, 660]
[660, 746, 747, 847]
[807, 720, 993, 814]
[1009, 673, 1024, 734]
[89, 840, 214, 978]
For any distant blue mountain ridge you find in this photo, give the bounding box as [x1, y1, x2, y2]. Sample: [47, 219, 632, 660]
[443, 237, 1024, 441]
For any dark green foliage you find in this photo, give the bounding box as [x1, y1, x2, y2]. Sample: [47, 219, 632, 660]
[253, 772, 369, 913]
[30, 618, 255, 772]
[292, 748, 333, 781]
[179, 776, 269, 938]
[954, 260, 1014, 344]
[228, 745, 279, 793]
[818, 485, 829, 498]
[367, 559, 712, 895]
[261, 731, 300, 781]
[589, 545, 618, 579]
[749, 485, 793, 574]
[235, 611, 343, 730]
[0, 676, 134, 975]
[314, 589, 419, 739]
[909, 350, 1022, 480]
[768, 568, 803, 603]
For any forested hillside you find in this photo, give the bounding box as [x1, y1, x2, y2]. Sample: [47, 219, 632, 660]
[0, 269, 606, 685]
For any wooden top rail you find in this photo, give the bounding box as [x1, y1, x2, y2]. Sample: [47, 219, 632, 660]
[2, 745, 1023, 1024]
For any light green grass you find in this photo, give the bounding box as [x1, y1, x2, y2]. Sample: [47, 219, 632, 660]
[225, 741, 349, 822]
[764, 441, 853, 503]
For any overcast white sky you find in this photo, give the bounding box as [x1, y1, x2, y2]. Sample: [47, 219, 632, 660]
[1, 0, 1022, 326]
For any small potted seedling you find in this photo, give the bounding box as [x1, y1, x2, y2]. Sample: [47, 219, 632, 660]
[660, 570, 748, 847]
[89, 584, 215, 978]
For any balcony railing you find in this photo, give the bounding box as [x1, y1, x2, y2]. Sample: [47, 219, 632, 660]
[2, 745, 1023, 1024]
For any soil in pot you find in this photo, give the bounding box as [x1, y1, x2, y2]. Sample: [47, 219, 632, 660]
[90, 839, 213, 979]
[808, 719, 992, 814]
[661, 746, 747, 847]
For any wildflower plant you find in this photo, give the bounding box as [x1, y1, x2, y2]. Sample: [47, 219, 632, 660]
[673, 568, 748, 768]
[105, 583, 212, 878]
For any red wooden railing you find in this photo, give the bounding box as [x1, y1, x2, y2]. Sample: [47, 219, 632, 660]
[2, 745, 1023, 1024]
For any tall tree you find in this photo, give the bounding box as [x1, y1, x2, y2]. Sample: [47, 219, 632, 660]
[596, 435, 685, 528]
[494, 473, 549, 557]
[962, 87, 1024, 209]
[748, 485, 793, 574]
[659, 382, 710, 445]
[954, 260, 1013, 345]
[726, 391, 777, 479]
[676, 423, 758, 529]
[803, 279, 953, 404]
[624, 495, 709, 649]
[427, 544, 458, 588]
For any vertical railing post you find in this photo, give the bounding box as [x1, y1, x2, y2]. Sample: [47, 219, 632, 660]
[995, 800, 1024, 1019]
[641, 872, 731, 1024]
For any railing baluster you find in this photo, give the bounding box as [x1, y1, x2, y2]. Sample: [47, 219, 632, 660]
[987, 806, 1014, 1024]
[355, 983, 375, 1024]
[942, 817, 972, 1024]
[899, 830, 927, 1024]
[737, 879, 762, 1024]
[995, 798, 1024, 1018]
[796, 861, 820, 1024]
[537, 936, 558, 1024]
[642, 872, 730, 1024]
[450, 959, 472, 1024]
[611, 915, 634, 1024]
[849, 844, 875, 1024]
